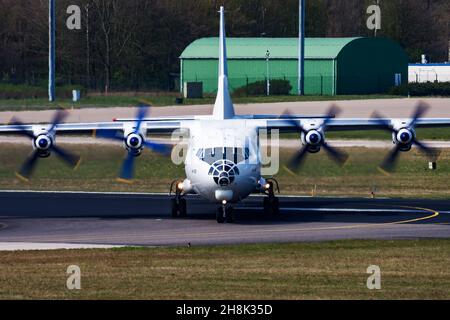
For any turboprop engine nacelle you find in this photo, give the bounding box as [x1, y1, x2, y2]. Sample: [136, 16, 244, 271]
[32, 127, 56, 158]
[301, 129, 324, 154]
[123, 124, 146, 156]
[392, 126, 415, 152]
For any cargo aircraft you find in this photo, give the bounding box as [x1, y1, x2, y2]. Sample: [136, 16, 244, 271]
[0, 7, 447, 223]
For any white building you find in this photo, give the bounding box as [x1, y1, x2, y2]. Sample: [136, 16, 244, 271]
[408, 63, 450, 83]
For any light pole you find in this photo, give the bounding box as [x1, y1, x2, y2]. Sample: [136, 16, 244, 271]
[298, 0, 305, 96]
[266, 50, 270, 96]
[85, 3, 90, 88]
[48, 0, 56, 102]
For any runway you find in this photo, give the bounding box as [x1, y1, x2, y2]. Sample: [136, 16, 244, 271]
[0, 191, 449, 248]
[1, 98, 450, 124]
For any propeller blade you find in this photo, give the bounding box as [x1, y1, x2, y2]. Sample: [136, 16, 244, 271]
[322, 143, 349, 166]
[411, 102, 430, 126]
[8, 117, 35, 139]
[322, 104, 341, 128]
[16, 151, 40, 181]
[51, 145, 81, 169]
[370, 111, 393, 132]
[379, 144, 403, 173]
[279, 110, 306, 133]
[143, 141, 172, 155]
[413, 139, 441, 161]
[134, 105, 150, 134]
[287, 146, 309, 172]
[119, 152, 137, 181]
[49, 109, 69, 133]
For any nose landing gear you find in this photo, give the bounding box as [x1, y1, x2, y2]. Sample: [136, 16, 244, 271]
[263, 179, 280, 216]
[217, 200, 234, 224]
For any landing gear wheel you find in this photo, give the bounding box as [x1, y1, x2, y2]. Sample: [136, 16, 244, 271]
[171, 199, 179, 217]
[263, 197, 280, 216]
[170, 180, 187, 218]
[225, 207, 234, 223]
[216, 207, 225, 224]
[271, 197, 280, 215]
[179, 199, 187, 218]
[171, 198, 187, 218]
[263, 180, 280, 216]
[263, 197, 272, 215]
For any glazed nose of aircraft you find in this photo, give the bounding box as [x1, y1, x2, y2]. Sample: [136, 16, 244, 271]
[209, 160, 239, 187]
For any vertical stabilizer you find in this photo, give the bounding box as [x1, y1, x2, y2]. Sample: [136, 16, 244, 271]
[212, 6, 235, 120]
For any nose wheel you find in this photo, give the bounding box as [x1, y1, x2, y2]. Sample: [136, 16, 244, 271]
[217, 203, 234, 223]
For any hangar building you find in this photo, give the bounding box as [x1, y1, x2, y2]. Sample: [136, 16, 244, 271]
[180, 37, 408, 95]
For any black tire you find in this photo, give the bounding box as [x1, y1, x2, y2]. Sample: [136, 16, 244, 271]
[225, 207, 234, 223]
[179, 199, 187, 217]
[272, 197, 280, 216]
[263, 197, 272, 215]
[216, 208, 225, 224]
[171, 199, 179, 218]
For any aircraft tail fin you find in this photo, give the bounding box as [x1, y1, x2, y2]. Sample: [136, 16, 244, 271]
[212, 6, 235, 120]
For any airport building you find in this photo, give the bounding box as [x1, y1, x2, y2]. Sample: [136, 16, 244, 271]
[180, 37, 408, 95]
[408, 63, 450, 83]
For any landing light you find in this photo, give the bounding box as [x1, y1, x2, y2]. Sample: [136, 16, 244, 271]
[265, 183, 271, 190]
[177, 182, 184, 191]
[222, 200, 227, 205]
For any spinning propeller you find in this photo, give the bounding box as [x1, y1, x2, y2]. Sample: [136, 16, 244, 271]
[10, 109, 81, 181]
[371, 102, 441, 173]
[96, 105, 171, 182]
[282, 105, 349, 172]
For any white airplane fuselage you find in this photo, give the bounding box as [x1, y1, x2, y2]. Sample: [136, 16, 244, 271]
[177, 7, 265, 204]
[183, 120, 262, 203]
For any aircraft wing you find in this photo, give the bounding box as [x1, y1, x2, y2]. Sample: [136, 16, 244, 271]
[261, 118, 450, 132]
[0, 120, 183, 135]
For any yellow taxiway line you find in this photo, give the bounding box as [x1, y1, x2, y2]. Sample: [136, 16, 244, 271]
[0, 204, 440, 243]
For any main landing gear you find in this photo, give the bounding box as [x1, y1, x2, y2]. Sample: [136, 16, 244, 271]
[263, 179, 280, 216]
[170, 180, 187, 218]
[217, 200, 234, 224]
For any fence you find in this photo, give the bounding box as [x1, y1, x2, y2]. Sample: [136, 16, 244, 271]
[182, 75, 336, 96]
[408, 72, 450, 83]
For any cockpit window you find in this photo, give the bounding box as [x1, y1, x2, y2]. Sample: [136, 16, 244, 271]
[196, 147, 250, 165]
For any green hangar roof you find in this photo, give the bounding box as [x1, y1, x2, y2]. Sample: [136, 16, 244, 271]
[180, 37, 361, 60]
[180, 37, 408, 95]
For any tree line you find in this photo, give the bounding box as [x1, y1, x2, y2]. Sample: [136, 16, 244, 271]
[0, 0, 448, 92]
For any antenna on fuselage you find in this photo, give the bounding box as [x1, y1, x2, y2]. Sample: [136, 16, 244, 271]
[212, 6, 236, 120]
